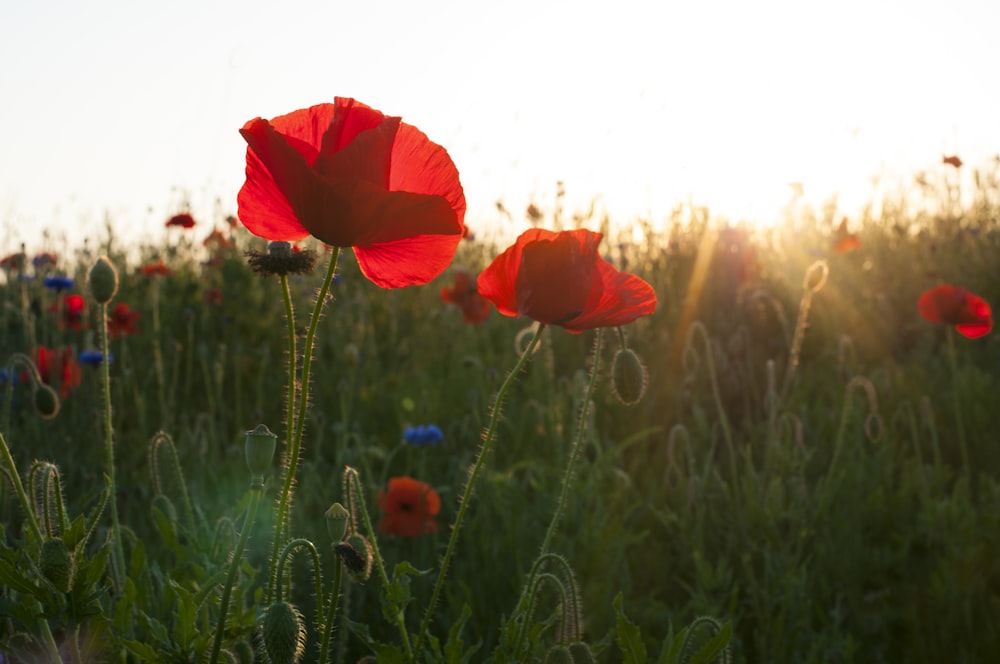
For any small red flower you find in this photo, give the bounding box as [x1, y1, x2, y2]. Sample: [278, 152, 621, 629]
[107, 302, 141, 338]
[203, 229, 233, 249]
[1, 252, 25, 272]
[377, 477, 441, 537]
[833, 218, 861, 254]
[33, 346, 82, 399]
[203, 288, 224, 307]
[918, 284, 992, 339]
[50, 294, 85, 331]
[237, 97, 467, 288]
[942, 155, 963, 168]
[141, 261, 173, 277]
[441, 269, 490, 324]
[166, 213, 196, 229]
[477, 228, 657, 333]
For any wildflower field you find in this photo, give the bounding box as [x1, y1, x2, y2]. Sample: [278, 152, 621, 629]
[2, 99, 1000, 663]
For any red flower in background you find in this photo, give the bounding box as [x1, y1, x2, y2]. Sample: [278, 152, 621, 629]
[377, 477, 441, 537]
[1, 253, 25, 272]
[942, 155, 963, 168]
[203, 229, 233, 249]
[440, 269, 490, 324]
[203, 288, 224, 307]
[107, 302, 141, 338]
[833, 218, 861, 254]
[166, 213, 196, 229]
[238, 97, 466, 288]
[51, 294, 85, 331]
[477, 229, 657, 333]
[918, 285, 992, 339]
[33, 346, 81, 399]
[141, 261, 173, 277]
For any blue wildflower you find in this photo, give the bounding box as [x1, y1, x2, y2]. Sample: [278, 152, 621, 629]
[79, 350, 113, 367]
[404, 424, 444, 447]
[43, 275, 74, 292]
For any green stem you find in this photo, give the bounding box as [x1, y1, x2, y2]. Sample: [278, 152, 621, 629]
[412, 323, 546, 662]
[208, 485, 263, 664]
[275, 538, 325, 634]
[0, 432, 43, 544]
[945, 328, 970, 478]
[539, 328, 603, 555]
[319, 560, 344, 664]
[267, 250, 341, 604]
[99, 302, 126, 591]
[151, 278, 168, 428]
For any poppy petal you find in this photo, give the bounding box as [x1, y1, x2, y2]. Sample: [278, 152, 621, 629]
[918, 285, 964, 324]
[565, 261, 658, 332]
[389, 123, 467, 229]
[355, 232, 462, 288]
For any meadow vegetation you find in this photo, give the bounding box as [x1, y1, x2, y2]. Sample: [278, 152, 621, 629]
[2, 157, 1000, 663]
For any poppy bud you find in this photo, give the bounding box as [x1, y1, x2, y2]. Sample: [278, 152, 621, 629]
[231, 641, 254, 664]
[151, 493, 178, 525]
[261, 601, 305, 664]
[244, 424, 277, 486]
[34, 384, 60, 419]
[610, 347, 648, 406]
[334, 533, 373, 583]
[88, 255, 119, 304]
[39, 537, 73, 593]
[543, 645, 574, 664]
[325, 502, 350, 543]
[568, 642, 597, 664]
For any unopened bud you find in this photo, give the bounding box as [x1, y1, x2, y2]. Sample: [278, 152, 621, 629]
[335, 533, 373, 583]
[610, 347, 648, 406]
[262, 601, 305, 664]
[543, 645, 574, 664]
[568, 642, 597, 664]
[34, 384, 60, 419]
[39, 537, 73, 593]
[88, 256, 119, 304]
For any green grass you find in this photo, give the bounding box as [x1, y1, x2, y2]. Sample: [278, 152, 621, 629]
[2, 161, 1000, 662]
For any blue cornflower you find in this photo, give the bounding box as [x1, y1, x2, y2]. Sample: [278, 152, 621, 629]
[79, 350, 113, 367]
[403, 424, 444, 447]
[43, 275, 74, 292]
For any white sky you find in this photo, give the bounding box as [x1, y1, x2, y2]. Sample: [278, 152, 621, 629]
[2, 0, 999, 251]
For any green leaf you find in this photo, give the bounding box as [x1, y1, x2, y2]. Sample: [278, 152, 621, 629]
[444, 603, 481, 664]
[614, 593, 647, 664]
[687, 621, 732, 664]
[123, 639, 162, 663]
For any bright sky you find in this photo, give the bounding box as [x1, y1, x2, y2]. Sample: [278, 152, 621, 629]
[2, 0, 999, 252]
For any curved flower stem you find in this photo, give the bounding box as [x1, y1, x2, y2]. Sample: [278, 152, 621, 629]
[539, 328, 603, 555]
[318, 558, 344, 664]
[267, 249, 341, 604]
[99, 302, 126, 591]
[209, 485, 263, 664]
[945, 328, 970, 478]
[275, 538, 325, 632]
[0, 432, 43, 544]
[412, 323, 547, 662]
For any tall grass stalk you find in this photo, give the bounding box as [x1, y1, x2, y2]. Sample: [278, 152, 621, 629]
[945, 328, 970, 478]
[412, 323, 547, 662]
[779, 260, 828, 403]
[97, 300, 126, 591]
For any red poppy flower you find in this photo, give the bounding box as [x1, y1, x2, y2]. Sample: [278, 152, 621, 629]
[203, 229, 233, 249]
[141, 261, 173, 277]
[377, 477, 441, 537]
[50, 294, 85, 331]
[107, 302, 141, 338]
[1, 252, 25, 271]
[477, 228, 657, 333]
[441, 269, 490, 324]
[942, 155, 963, 168]
[203, 287, 224, 307]
[237, 97, 466, 288]
[833, 218, 861, 254]
[33, 346, 81, 399]
[166, 213, 196, 229]
[918, 284, 992, 339]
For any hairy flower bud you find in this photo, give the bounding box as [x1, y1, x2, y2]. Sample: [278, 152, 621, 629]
[262, 601, 305, 664]
[335, 533, 373, 583]
[543, 645, 574, 664]
[610, 347, 648, 406]
[34, 384, 60, 419]
[39, 537, 73, 593]
[568, 642, 597, 664]
[88, 255, 119, 304]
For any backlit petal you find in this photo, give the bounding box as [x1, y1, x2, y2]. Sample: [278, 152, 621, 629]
[355, 232, 462, 288]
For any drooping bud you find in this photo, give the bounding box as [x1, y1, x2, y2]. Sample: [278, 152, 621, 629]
[543, 644, 574, 664]
[568, 641, 597, 664]
[39, 537, 73, 593]
[244, 424, 277, 486]
[34, 384, 60, 419]
[610, 347, 648, 406]
[325, 502, 350, 543]
[334, 533, 373, 583]
[87, 255, 119, 304]
[261, 601, 305, 664]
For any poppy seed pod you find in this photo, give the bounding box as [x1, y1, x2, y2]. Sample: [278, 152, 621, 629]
[244, 424, 277, 486]
[610, 347, 648, 406]
[261, 601, 305, 664]
[87, 256, 119, 304]
[325, 502, 350, 543]
[34, 384, 60, 419]
[39, 537, 73, 593]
